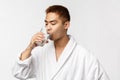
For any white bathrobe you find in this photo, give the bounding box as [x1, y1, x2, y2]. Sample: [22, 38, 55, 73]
[12, 35, 109, 80]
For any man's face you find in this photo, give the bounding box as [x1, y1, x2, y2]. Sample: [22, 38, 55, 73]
[45, 12, 68, 41]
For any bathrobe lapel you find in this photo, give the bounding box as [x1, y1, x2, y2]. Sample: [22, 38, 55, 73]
[50, 36, 77, 80]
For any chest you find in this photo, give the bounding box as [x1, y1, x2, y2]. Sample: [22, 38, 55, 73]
[38, 49, 85, 80]
[55, 48, 64, 61]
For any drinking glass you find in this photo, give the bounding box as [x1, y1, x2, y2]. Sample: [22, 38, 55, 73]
[36, 27, 50, 46]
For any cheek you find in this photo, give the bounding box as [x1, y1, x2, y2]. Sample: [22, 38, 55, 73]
[51, 25, 60, 33]
[51, 23, 65, 35]
[54, 26, 64, 34]
[54, 29, 66, 39]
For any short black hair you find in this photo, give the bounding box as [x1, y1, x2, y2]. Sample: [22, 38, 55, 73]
[46, 5, 70, 22]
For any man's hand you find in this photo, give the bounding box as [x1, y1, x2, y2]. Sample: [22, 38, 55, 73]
[20, 32, 45, 61]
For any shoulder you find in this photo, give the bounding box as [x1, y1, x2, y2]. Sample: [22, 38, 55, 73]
[75, 44, 99, 65]
[69, 35, 97, 62]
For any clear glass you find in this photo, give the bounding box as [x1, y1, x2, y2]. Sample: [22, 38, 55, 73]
[36, 27, 50, 46]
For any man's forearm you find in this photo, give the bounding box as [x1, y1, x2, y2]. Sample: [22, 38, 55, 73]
[20, 44, 34, 61]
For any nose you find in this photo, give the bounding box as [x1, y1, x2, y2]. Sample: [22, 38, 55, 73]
[46, 24, 51, 30]
[46, 25, 52, 34]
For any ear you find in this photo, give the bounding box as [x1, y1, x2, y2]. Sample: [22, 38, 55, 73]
[64, 21, 70, 30]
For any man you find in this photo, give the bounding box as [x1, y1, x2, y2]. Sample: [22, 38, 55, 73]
[12, 5, 109, 80]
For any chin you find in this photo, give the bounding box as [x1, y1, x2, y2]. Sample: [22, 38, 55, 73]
[49, 35, 59, 41]
[49, 37, 57, 41]
[49, 36, 54, 41]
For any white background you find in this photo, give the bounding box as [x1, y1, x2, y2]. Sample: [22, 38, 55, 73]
[0, 0, 119, 80]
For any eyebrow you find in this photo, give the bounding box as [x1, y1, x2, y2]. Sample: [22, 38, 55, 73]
[44, 20, 57, 23]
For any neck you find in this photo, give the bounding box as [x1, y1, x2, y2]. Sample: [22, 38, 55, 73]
[54, 34, 69, 49]
[54, 34, 69, 61]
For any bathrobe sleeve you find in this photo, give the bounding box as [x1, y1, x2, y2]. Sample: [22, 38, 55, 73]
[85, 51, 110, 80]
[12, 56, 34, 80]
[12, 47, 42, 80]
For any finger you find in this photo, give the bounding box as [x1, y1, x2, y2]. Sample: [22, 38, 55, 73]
[36, 32, 45, 35]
